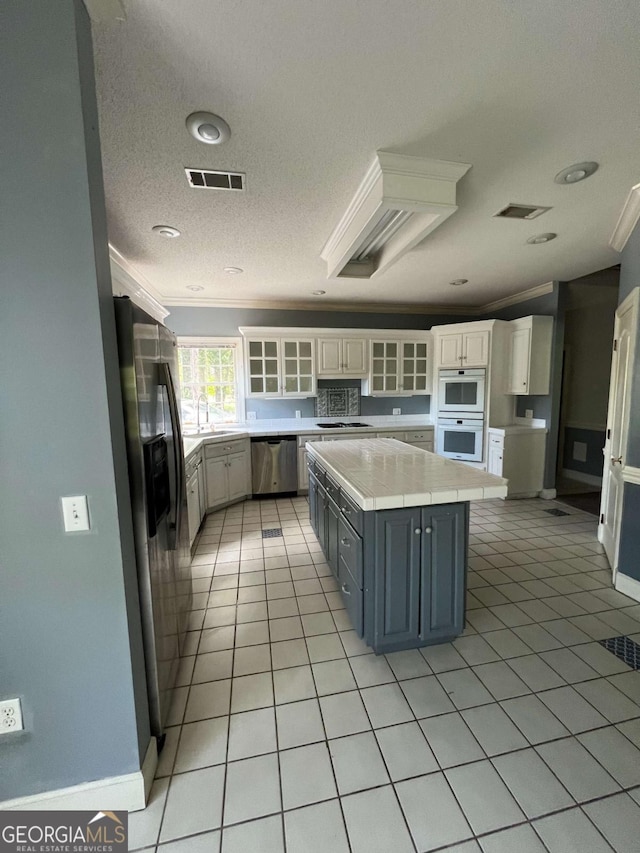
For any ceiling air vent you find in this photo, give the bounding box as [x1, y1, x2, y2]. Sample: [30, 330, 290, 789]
[185, 168, 245, 191]
[494, 203, 551, 220]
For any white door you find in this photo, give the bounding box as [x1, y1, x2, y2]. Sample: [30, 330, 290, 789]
[317, 338, 342, 375]
[600, 290, 638, 576]
[342, 338, 367, 374]
[508, 327, 531, 394]
[439, 334, 462, 367]
[186, 470, 201, 545]
[463, 331, 490, 366]
[227, 451, 249, 501]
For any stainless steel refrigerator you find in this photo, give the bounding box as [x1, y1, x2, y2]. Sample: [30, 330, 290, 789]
[114, 296, 191, 741]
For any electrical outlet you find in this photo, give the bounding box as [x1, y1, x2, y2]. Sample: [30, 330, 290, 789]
[246, 411, 257, 421]
[392, 408, 401, 415]
[295, 410, 301, 418]
[525, 409, 533, 419]
[0, 699, 23, 734]
[61, 495, 90, 532]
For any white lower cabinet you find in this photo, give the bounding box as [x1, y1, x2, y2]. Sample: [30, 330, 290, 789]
[186, 451, 205, 546]
[487, 430, 546, 497]
[204, 439, 251, 510]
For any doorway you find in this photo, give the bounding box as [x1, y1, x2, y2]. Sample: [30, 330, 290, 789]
[554, 269, 619, 515]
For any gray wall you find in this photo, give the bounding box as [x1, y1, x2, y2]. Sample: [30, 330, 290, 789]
[617, 220, 640, 581]
[562, 427, 607, 478]
[0, 1, 148, 801]
[168, 305, 461, 419]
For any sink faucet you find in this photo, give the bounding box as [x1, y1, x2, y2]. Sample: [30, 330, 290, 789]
[196, 394, 209, 430]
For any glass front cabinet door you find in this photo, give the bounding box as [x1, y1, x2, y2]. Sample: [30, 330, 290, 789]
[401, 341, 431, 394]
[247, 338, 281, 396]
[281, 339, 316, 396]
[370, 340, 399, 393]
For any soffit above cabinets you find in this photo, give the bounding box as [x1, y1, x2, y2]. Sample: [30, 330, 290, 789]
[320, 152, 471, 280]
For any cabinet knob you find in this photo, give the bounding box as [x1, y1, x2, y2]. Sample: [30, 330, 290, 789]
[340, 538, 350, 546]
[424, 526, 433, 534]
[341, 583, 351, 596]
[341, 506, 351, 514]
[414, 528, 421, 534]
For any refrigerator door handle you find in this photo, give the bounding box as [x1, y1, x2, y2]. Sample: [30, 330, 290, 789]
[159, 361, 183, 551]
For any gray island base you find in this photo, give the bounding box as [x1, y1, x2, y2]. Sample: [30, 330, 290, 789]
[306, 439, 507, 654]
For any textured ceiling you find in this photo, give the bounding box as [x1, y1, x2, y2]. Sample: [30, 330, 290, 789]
[91, 0, 640, 309]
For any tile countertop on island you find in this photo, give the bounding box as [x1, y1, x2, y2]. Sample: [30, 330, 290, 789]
[182, 415, 435, 460]
[306, 438, 507, 510]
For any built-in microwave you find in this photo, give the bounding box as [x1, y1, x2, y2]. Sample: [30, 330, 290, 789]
[438, 368, 486, 415]
[437, 417, 484, 462]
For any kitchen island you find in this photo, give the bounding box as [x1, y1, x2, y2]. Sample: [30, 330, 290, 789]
[306, 438, 507, 653]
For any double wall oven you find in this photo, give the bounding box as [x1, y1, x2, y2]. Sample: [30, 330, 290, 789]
[437, 368, 486, 462]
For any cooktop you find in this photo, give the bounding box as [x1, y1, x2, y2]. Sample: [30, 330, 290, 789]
[316, 422, 371, 429]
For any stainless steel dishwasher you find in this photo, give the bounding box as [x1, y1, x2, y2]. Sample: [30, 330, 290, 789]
[251, 436, 298, 494]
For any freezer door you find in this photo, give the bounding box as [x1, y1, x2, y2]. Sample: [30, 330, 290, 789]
[114, 297, 191, 738]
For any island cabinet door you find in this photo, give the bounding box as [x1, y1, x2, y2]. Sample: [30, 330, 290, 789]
[419, 504, 466, 641]
[326, 498, 340, 579]
[316, 482, 328, 555]
[308, 471, 319, 537]
[372, 508, 422, 651]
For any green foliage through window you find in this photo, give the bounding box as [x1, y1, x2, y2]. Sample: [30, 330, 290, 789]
[178, 343, 239, 425]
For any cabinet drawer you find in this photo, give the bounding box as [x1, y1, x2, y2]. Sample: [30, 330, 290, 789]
[205, 439, 246, 459]
[338, 516, 362, 587]
[376, 431, 406, 441]
[314, 462, 327, 487]
[337, 490, 363, 535]
[339, 563, 363, 636]
[326, 475, 340, 505]
[405, 430, 433, 442]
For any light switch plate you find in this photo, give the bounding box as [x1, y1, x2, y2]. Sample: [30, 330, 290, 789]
[525, 409, 533, 419]
[61, 495, 90, 532]
[247, 411, 257, 420]
[392, 408, 401, 415]
[295, 410, 301, 418]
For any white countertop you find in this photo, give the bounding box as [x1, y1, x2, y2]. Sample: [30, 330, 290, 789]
[487, 422, 548, 436]
[182, 415, 434, 460]
[306, 438, 507, 510]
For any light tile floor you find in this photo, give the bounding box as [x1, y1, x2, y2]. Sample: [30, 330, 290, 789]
[130, 496, 640, 853]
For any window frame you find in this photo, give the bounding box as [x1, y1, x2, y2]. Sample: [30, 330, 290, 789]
[176, 336, 245, 426]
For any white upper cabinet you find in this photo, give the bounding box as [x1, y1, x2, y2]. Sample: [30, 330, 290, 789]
[247, 338, 281, 396]
[438, 330, 489, 367]
[400, 340, 432, 394]
[246, 337, 316, 397]
[368, 338, 432, 395]
[317, 337, 367, 376]
[507, 316, 553, 395]
[369, 340, 400, 394]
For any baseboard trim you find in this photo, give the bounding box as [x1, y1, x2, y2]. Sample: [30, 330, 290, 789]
[539, 488, 557, 500]
[0, 738, 156, 813]
[615, 572, 640, 603]
[561, 468, 603, 488]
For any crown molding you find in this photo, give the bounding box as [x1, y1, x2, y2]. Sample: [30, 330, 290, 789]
[160, 296, 479, 315]
[160, 281, 555, 316]
[479, 281, 555, 314]
[610, 183, 640, 252]
[83, 0, 126, 23]
[109, 245, 169, 321]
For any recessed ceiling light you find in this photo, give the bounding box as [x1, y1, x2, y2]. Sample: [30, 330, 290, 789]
[449, 279, 468, 286]
[311, 290, 326, 296]
[554, 162, 598, 185]
[187, 285, 204, 292]
[186, 112, 231, 145]
[527, 233, 557, 244]
[223, 266, 243, 274]
[152, 225, 180, 238]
